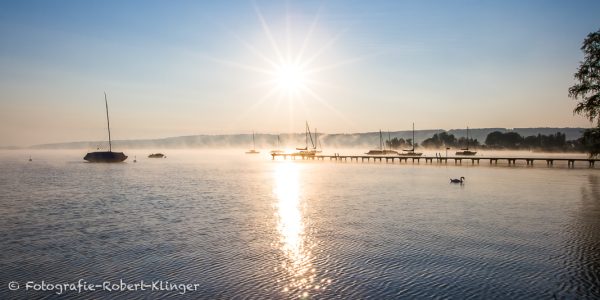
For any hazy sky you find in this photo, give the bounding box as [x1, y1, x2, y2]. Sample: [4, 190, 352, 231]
[1, 0, 599, 146]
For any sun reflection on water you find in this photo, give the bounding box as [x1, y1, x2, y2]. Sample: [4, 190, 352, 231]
[273, 162, 328, 297]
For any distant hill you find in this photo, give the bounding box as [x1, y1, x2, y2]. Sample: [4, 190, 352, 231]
[28, 127, 587, 150]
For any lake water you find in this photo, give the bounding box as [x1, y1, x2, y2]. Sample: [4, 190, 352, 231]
[0, 150, 599, 299]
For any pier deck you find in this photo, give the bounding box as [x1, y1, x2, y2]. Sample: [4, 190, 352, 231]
[271, 153, 599, 168]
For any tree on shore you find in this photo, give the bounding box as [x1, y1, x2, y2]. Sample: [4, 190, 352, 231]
[485, 131, 523, 148]
[421, 132, 479, 149]
[386, 137, 408, 149]
[569, 28, 600, 157]
[481, 131, 580, 151]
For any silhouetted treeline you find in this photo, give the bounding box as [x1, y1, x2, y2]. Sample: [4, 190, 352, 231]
[385, 137, 417, 149]
[417, 130, 585, 152]
[483, 131, 584, 151]
[421, 132, 480, 149]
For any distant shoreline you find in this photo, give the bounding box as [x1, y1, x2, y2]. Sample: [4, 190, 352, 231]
[2, 127, 587, 150]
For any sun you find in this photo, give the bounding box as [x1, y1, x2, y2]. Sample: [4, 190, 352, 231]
[210, 3, 357, 125]
[274, 63, 308, 94]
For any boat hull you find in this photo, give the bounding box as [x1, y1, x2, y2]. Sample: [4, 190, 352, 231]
[365, 150, 400, 155]
[295, 150, 317, 156]
[84, 151, 127, 163]
[398, 152, 423, 157]
[455, 151, 477, 156]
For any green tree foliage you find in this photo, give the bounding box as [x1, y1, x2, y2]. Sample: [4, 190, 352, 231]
[569, 29, 600, 125]
[569, 29, 600, 157]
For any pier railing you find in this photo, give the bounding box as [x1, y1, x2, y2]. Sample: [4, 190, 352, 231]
[271, 153, 599, 168]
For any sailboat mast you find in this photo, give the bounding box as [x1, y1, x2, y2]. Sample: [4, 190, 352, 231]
[104, 92, 112, 152]
[379, 130, 383, 151]
[305, 122, 308, 149]
[314, 128, 318, 150]
[388, 131, 391, 151]
[466, 126, 469, 150]
[308, 126, 315, 149]
[252, 131, 256, 150]
[412, 123, 415, 151]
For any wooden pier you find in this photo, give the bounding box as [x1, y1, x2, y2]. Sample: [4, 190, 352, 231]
[271, 153, 599, 168]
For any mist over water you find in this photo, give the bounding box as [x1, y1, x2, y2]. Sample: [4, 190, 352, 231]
[0, 150, 599, 299]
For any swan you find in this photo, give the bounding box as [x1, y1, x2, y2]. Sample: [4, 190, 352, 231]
[450, 176, 465, 183]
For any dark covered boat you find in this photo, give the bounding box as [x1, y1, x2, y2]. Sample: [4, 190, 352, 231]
[84, 151, 127, 162]
[84, 93, 127, 163]
[148, 153, 166, 158]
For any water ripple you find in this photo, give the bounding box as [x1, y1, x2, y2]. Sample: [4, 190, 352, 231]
[0, 151, 599, 299]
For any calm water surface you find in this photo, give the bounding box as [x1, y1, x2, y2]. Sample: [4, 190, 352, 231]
[0, 150, 599, 299]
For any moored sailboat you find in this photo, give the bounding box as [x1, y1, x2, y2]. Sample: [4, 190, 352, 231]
[366, 130, 399, 155]
[246, 131, 260, 154]
[270, 135, 284, 154]
[398, 123, 423, 156]
[83, 93, 127, 163]
[455, 126, 477, 156]
[295, 121, 317, 156]
[314, 128, 323, 153]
